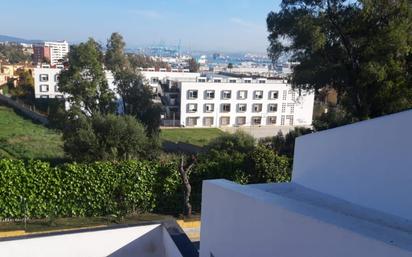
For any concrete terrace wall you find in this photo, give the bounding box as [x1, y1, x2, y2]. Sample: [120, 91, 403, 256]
[292, 109, 412, 220]
[199, 180, 412, 257]
[0, 225, 184, 257]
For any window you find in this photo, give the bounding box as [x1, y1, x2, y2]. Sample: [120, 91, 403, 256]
[54, 85, 59, 92]
[151, 77, 159, 83]
[203, 117, 214, 126]
[188, 90, 198, 99]
[204, 103, 214, 113]
[269, 90, 279, 100]
[268, 104, 278, 112]
[281, 115, 285, 125]
[237, 104, 247, 112]
[289, 90, 296, 101]
[288, 103, 295, 114]
[40, 84, 49, 92]
[221, 104, 231, 112]
[281, 103, 286, 113]
[229, 79, 237, 83]
[244, 79, 252, 83]
[267, 116, 277, 125]
[254, 90, 263, 100]
[282, 90, 287, 100]
[198, 78, 206, 82]
[187, 103, 198, 113]
[236, 116, 246, 125]
[220, 117, 230, 126]
[253, 104, 262, 112]
[55, 95, 64, 99]
[205, 90, 215, 99]
[238, 90, 247, 99]
[39, 74, 49, 82]
[186, 117, 198, 126]
[40, 95, 49, 99]
[252, 116, 262, 125]
[286, 115, 294, 125]
[258, 79, 266, 84]
[54, 74, 60, 82]
[222, 90, 231, 99]
[213, 79, 222, 83]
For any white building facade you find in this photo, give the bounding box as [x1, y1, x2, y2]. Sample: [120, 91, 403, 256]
[178, 77, 314, 128]
[45, 41, 69, 65]
[140, 70, 200, 94]
[33, 67, 64, 99]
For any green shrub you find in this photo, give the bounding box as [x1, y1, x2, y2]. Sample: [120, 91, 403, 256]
[0, 159, 173, 219]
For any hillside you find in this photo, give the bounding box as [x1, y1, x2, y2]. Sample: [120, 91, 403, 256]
[0, 105, 64, 160]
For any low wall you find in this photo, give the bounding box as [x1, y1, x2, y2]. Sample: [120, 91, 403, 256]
[199, 180, 412, 257]
[0, 95, 48, 125]
[293, 109, 412, 220]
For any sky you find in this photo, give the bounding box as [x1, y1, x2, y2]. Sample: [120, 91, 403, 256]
[0, 0, 281, 53]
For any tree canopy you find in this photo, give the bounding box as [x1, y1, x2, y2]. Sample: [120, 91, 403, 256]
[58, 38, 116, 116]
[63, 113, 154, 162]
[0, 44, 31, 64]
[105, 33, 162, 137]
[267, 0, 412, 120]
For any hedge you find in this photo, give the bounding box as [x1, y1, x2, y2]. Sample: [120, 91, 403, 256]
[0, 159, 182, 219]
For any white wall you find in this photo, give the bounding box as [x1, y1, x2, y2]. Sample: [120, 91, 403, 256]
[293, 110, 412, 220]
[33, 68, 64, 99]
[141, 71, 200, 92]
[179, 80, 314, 128]
[199, 180, 412, 257]
[0, 225, 184, 257]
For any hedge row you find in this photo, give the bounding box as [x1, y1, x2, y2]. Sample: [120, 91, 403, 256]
[0, 159, 182, 219]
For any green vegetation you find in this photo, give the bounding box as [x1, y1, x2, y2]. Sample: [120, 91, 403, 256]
[160, 128, 225, 146]
[0, 105, 64, 160]
[0, 44, 31, 64]
[267, 0, 412, 121]
[0, 159, 181, 219]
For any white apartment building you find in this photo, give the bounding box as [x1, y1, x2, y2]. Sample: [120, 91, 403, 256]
[45, 41, 69, 65]
[33, 67, 124, 113]
[171, 77, 314, 128]
[140, 69, 200, 94]
[33, 67, 65, 99]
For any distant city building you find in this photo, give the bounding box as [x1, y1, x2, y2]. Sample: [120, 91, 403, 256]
[33, 41, 69, 65]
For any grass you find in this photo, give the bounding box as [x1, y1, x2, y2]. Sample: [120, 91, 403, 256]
[160, 128, 225, 147]
[0, 104, 64, 160]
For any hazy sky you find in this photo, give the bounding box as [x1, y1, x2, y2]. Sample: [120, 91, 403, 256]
[0, 0, 281, 53]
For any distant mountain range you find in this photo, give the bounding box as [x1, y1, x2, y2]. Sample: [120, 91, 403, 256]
[0, 35, 43, 44]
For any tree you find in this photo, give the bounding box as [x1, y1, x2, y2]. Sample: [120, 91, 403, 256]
[248, 145, 291, 183]
[206, 131, 255, 154]
[63, 114, 152, 161]
[0, 44, 30, 64]
[127, 54, 168, 70]
[9, 70, 34, 103]
[187, 58, 200, 72]
[58, 38, 116, 116]
[227, 63, 234, 70]
[179, 155, 196, 217]
[267, 0, 412, 120]
[105, 32, 129, 73]
[259, 127, 312, 158]
[105, 33, 162, 136]
[115, 68, 162, 137]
